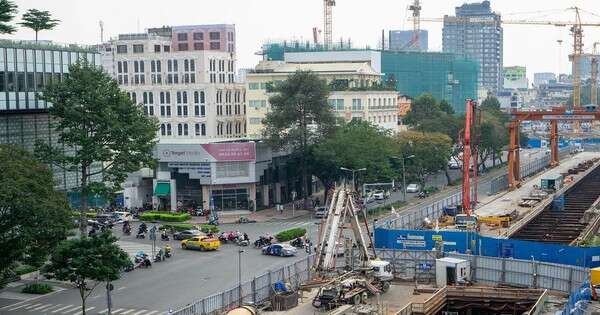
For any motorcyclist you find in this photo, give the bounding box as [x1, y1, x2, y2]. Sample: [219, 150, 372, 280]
[165, 244, 172, 258]
[88, 228, 97, 237]
[161, 230, 169, 241]
[139, 222, 148, 233]
[243, 232, 249, 242]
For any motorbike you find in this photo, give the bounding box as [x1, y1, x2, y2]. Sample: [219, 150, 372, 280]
[237, 217, 256, 224]
[88, 229, 97, 237]
[290, 237, 305, 248]
[154, 249, 165, 262]
[136, 232, 146, 239]
[235, 235, 250, 246]
[134, 251, 152, 268]
[418, 191, 429, 199]
[165, 245, 172, 258]
[123, 225, 132, 235]
[161, 232, 170, 241]
[219, 231, 241, 243]
[254, 236, 272, 248]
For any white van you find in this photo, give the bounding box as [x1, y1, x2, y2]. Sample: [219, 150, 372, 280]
[113, 211, 133, 223]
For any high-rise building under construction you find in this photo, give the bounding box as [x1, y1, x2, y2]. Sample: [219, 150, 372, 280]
[443, 1, 503, 92]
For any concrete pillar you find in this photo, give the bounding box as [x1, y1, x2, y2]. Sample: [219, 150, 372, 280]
[202, 185, 211, 210]
[275, 182, 282, 204]
[170, 179, 177, 213]
[249, 183, 257, 212]
[262, 184, 269, 207]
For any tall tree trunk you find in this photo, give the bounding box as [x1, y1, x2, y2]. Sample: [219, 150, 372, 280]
[492, 151, 497, 167]
[79, 287, 87, 315]
[80, 164, 88, 235]
[35, 31, 38, 42]
[301, 108, 309, 210]
[444, 168, 452, 185]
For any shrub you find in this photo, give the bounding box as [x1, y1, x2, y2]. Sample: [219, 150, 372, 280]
[275, 228, 306, 242]
[159, 223, 196, 232]
[424, 186, 439, 194]
[140, 212, 191, 222]
[200, 224, 219, 233]
[15, 265, 37, 276]
[22, 283, 53, 294]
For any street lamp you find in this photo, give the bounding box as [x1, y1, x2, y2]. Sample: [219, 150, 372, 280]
[392, 155, 415, 202]
[340, 167, 367, 191]
[238, 249, 244, 305]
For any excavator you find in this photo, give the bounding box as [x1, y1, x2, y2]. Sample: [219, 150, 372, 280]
[310, 188, 392, 310]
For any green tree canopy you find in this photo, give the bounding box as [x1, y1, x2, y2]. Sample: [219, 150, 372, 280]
[36, 61, 158, 233]
[0, 144, 70, 279]
[395, 131, 453, 186]
[480, 95, 501, 111]
[404, 93, 461, 142]
[19, 8, 59, 41]
[0, 0, 17, 34]
[263, 70, 335, 207]
[313, 120, 396, 189]
[43, 232, 131, 315]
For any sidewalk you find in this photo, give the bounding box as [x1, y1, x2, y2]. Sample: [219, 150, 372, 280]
[188, 207, 311, 224]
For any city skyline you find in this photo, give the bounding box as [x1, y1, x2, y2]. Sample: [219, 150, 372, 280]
[5, 0, 600, 82]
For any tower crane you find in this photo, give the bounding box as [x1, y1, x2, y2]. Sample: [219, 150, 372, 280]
[402, 0, 422, 50]
[323, 0, 336, 49]
[412, 7, 600, 110]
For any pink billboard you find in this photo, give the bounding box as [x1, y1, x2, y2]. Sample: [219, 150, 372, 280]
[201, 143, 256, 161]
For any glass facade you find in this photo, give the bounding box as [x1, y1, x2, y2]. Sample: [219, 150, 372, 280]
[211, 188, 249, 210]
[0, 41, 100, 191]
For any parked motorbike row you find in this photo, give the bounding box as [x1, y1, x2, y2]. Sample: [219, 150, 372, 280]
[218, 231, 250, 246]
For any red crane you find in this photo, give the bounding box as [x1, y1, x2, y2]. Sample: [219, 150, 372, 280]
[462, 99, 478, 216]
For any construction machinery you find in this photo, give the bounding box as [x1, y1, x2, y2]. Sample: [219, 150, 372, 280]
[323, 0, 336, 49]
[310, 188, 392, 310]
[591, 42, 599, 106]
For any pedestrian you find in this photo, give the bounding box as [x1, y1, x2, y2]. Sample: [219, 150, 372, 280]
[278, 204, 283, 215]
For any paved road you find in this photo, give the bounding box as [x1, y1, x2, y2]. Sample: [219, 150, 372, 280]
[0, 149, 548, 315]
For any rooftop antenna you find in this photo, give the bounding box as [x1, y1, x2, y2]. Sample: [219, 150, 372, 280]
[99, 20, 104, 43]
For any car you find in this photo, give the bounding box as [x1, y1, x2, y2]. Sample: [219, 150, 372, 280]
[181, 235, 220, 251]
[314, 206, 328, 219]
[173, 229, 204, 240]
[448, 159, 461, 169]
[405, 184, 421, 193]
[372, 190, 386, 200]
[112, 211, 133, 223]
[262, 243, 297, 257]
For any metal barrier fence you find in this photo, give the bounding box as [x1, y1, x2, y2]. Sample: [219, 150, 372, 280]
[169, 255, 313, 315]
[167, 249, 589, 315]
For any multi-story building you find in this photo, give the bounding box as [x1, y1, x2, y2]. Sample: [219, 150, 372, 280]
[0, 40, 101, 193]
[388, 30, 428, 51]
[260, 43, 479, 114]
[245, 60, 401, 138]
[443, 0, 503, 92]
[101, 25, 249, 211]
[503, 66, 528, 90]
[533, 72, 556, 87]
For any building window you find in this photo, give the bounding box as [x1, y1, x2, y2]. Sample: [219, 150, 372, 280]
[193, 32, 203, 40]
[209, 32, 220, 40]
[183, 123, 189, 136]
[160, 124, 166, 136]
[210, 42, 220, 50]
[194, 42, 204, 50]
[352, 99, 362, 111]
[133, 44, 144, 53]
[154, 45, 161, 53]
[163, 45, 170, 52]
[178, 43, 189, 51]
[116, 45, 127, 54]
[177, 123, 183, 136]
[177, 33, 188, 41]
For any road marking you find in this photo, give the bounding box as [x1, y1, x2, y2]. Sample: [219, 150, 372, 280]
[111, 308, 124, 314]
[116, 286, 127, 291]
[132, 310, 149, 315]
[98, 308, 109, 314]
[51, 304, 74, 313]
[32, 303, 54, 311]
[6, 303, 31, 311]
[143, 311, 158, 315]
[43, 304, 63, 311]
[119, 309, 135, 314]
[25, 303, 43, 309]
[72, 306, 95, 315]
[60, 305, 81, 314]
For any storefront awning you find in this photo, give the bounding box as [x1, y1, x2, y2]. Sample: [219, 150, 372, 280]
[154, 182, 171, 197]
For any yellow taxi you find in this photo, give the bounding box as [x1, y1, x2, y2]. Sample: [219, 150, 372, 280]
[181, 235, 220, 251]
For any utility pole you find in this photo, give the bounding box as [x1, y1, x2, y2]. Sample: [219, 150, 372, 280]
[99, 21, 104, 43]
[340, 167, 366, 192]
[238, 250, 244, 305]
[392, 155, 415, 202]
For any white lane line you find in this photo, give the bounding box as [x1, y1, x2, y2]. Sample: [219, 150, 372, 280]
[25, 303, 43, 309]
[51, 304, 74, 313]
[132, 310, 149, 315]
[119, 309, 136, 314]
[142, 311, 158, 315]
[97, 308, 109, 314]
[42, 304, 63, 312]
[6, 303, 32, 311]
[60, 305, 81, 314]
[111, 308, 124, 314]
[116, 286, 127, 291]
[31, 303, 54, 311]
[72, 306, 95, 315]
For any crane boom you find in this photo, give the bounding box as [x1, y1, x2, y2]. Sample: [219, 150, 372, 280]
[415, 17, 600, 27]
[592, 42, 599, 106]
[323, 0, 335, 49]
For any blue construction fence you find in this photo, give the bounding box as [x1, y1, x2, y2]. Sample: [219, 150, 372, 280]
[559, 281, 592, 315]
[374, 228, 600, 268]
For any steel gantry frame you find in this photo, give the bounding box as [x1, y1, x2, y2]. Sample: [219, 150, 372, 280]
[508, 107, 600, 190]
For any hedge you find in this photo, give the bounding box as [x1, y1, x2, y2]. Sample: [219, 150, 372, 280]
[22, 283, 53, 294]
[200, 224, 219, 233]
[275, 228, 306, 242]
[71, 211, 98, 218]
[159, 223, 196, 232]
[140, 212, 191, 222]
[15, 265, 37, 276]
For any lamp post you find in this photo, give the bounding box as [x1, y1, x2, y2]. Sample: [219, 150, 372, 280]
[392, 155, 415, 202]
[340, 167, 367, 191]
[238, 249, 244, 305]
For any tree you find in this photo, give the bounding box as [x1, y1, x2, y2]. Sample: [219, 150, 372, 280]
[36, 61, 158, 234]
[480, 95, 501, 111]
[313, 121, 396, 192]
[18, 9, 60, 42]
[263, 71, 335, 208]
[395, 131, 452, 187]
[0, 144, 70, 279]
[0, 0, 17, 34]
[43, 231, 131, 315]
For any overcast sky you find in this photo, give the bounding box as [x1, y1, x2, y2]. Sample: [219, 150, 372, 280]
[7, 0, 600, 81]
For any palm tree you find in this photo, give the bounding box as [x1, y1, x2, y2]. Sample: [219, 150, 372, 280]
[19, 9, 59, 42]
[0, 0, 18, 34]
